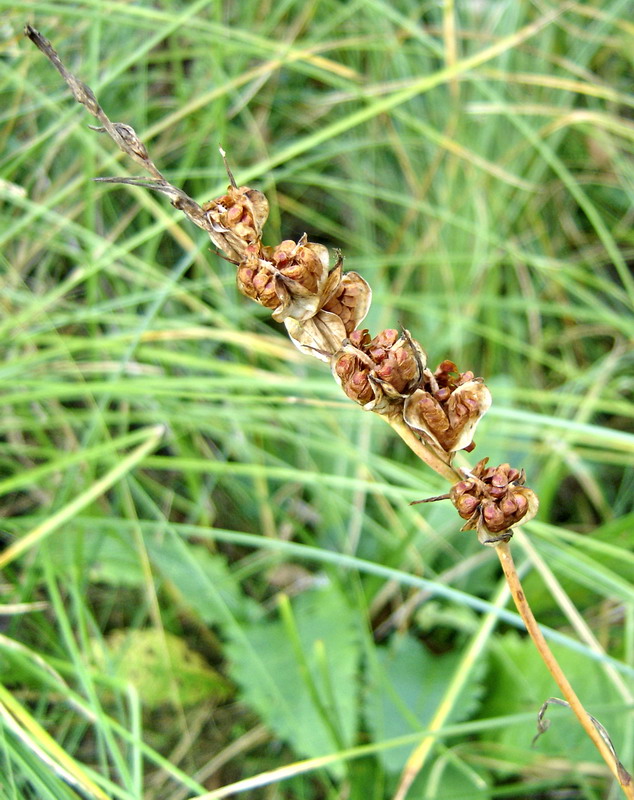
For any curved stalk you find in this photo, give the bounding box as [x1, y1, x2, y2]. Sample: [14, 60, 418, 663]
[496, 540, 634, 796]
[387, 414, 632, 796]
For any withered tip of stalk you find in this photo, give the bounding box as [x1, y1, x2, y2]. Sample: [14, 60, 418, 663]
[219, 146, 238, 189]
[24, 25, 54, 61]
[24, 23, 39, 41]
[24, 25, 55, 61]
[304, 345, 334, 359]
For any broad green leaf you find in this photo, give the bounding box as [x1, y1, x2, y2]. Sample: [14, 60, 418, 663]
[365, 633, 484, 773]
[226, 583, 361, 764]
[87, 529, 146, 587]
[147, 535, 259, 625]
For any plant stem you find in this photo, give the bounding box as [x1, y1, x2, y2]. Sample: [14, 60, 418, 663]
[390, 418, 633, 797]
[385, 415, 461, 484]
[496, 540, 634, 797]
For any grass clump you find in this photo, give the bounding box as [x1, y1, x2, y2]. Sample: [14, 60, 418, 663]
[2, 2, 634, 799]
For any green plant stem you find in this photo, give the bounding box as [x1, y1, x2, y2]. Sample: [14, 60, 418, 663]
[0, 684, 111, 800]
[496, 540, 634, 797]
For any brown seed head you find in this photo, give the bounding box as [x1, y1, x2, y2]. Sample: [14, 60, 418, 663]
[448, 458, 538, 545]
[366, 329, 425, 398]
[271, 239, 325, 294]
[203, 186, 269, 260]
[349, 329, 372, 350]
[236, 245, 284, 310]
[331, 328, 425, 413]
[334, 352, 375, 405]
[321, 271, 372, 336]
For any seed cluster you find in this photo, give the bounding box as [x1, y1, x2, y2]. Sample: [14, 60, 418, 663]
[25, 24, 538, 544]
[213, 189, 537, 541]
[450, 460, 539, 545]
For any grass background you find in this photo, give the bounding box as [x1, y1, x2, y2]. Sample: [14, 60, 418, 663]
[1, 1, 634, 798]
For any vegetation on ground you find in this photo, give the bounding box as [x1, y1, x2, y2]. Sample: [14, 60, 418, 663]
[1, 1, 633, 798]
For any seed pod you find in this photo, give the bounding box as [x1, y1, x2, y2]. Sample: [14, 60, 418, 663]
[270, 238, 328, 298]
[333, 349, 376, 406]
[321, 270, 372, 338]
[268, 235, 331, 322]
[332, 328, 426, 413]
[449, 458, 539, 545]
[203, 185, 270, 261]
[404, 361, 491, 453]
[284, 262, 372, 362]
[235, 234, 332, 323]
[236, 245, 283, 310]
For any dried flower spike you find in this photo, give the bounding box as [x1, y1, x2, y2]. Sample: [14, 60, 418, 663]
[404, 360, 491, 453]
[31, 32, 634, 798]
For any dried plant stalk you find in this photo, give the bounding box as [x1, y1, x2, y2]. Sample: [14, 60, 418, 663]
[25, 25, 633, 799]
[496, 544, 633, 788]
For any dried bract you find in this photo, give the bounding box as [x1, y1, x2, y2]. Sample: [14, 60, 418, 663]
[284, 262, 372, 362]
[450, 458, 539, 545]
[95, 176, 211, 231]
[404, 360, 491, 453]
[25, 26, 165, 181]
[332, 328, 426, 413]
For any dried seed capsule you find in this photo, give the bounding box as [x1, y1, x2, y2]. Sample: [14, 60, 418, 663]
[331, 328, 426, 413]
[404, 361, 492, 453]
[235, 235, 331, 323]
[333, 352, 375, 405]
[321, 270, 372, 337]
[271, 239, 323, 294]
[203, 185, 270, 260]
[284, 263, 372, 362]
[448, 458, 539, 545]
[236, 245, 282, 309]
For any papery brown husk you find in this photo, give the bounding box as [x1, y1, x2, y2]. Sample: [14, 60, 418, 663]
[236, 244, 285, 310]
[332, 328, 426, 413]
[285, 266, 372, 362]
[449, 459, 539, 545]
[321, 270, 372, 337]
[404, 379, 492, 453]
[236, 235, 332, 323]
